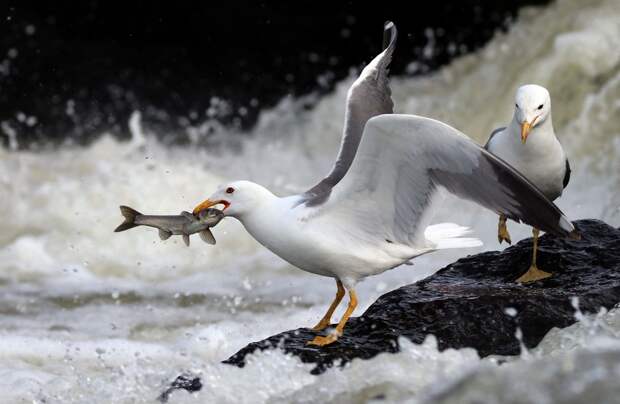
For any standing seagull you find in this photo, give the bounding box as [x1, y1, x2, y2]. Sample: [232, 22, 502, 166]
[485, 84, 571, 283]
[192, 24, 577, 346]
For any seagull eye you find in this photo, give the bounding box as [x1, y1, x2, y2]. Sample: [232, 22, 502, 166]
[226, 187, 235, 194]
[537, 104, 544, 110]
[515, 104, 519, 109]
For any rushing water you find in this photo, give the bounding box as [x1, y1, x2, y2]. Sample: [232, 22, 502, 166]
[1, 0, 619, 402]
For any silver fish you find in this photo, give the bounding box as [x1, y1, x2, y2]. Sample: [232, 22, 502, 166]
[114, 206, 224, 246]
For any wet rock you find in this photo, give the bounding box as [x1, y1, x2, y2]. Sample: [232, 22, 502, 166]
[224, 219, 620, 374]
[158, 373, 202, 403]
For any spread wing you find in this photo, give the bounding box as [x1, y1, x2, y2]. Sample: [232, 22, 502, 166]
[317, 114, 577, 247]
[302, 21, 397, 206]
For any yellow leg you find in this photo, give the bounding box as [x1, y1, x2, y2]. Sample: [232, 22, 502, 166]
[311, 280, 345, 331]
[307, 287, 358, 346]
[516, 228, 552, 283]
[498, 214, 512, 244]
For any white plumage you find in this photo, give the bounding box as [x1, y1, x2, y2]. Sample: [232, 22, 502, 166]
[486, 84, 570, 201]
[485, 84, 572, 283]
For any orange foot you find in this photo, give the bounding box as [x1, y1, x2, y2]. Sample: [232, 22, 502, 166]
[516, 265, 552, 283]
[307, 332, 340, 346]
[498, 221, 512, 245]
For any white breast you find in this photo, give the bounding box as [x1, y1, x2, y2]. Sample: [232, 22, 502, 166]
[237, 196, 418, 282]
[488, 123, 566, 201]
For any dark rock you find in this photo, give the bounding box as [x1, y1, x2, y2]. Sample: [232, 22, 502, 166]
[158, 373, 202, 403]
[223, 219, 620, 374]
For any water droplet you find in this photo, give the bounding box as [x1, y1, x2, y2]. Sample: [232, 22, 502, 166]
[504, 307, 518, 317]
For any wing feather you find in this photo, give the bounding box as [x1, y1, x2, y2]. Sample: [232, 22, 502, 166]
[318, 114, 577, 247]
[303, 21, 397, 205]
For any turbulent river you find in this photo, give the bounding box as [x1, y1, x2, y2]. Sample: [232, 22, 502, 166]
[1, 0, 620, 402]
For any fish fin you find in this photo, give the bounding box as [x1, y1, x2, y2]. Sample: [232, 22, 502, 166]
[159, 229, 172, 240]
[114, 205, 142, 232]
[183, 234, 190, 247]
[199, 229, 216, 245]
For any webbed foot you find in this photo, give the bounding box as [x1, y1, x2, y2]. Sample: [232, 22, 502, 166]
[516, 265, 552, 283]
[498, 215, 512, 244]
[307, 332, 340, 346]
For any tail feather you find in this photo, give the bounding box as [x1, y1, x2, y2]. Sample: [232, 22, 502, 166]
[424, 223, 483, 249]
[114, 205, 142, 232]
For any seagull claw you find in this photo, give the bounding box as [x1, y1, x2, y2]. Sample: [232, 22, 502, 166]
[516, 228, 552, 283]
[498, 232, 512, 245]
[498, 215, 512, 245]
[516, 265, 552, 283]
[307, 332, 340, 346]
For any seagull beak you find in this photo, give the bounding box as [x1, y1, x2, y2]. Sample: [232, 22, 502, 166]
[521, 121, 532, 144]
[192, 199, 230, 215]
[521, 115, 540, 144]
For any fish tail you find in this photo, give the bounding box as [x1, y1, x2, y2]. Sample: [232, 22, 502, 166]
[114, 205, 142, 232]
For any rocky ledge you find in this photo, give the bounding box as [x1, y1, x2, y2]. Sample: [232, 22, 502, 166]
[224, 219, 620, 374]
[161, 219, 620, 399]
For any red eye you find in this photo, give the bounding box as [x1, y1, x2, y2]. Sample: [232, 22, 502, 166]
[226, 187, 235, 194]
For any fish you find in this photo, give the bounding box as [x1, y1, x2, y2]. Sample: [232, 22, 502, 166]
[114, 206, 224, 246]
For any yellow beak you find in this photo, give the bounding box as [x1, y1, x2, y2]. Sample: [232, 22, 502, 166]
[192, 199, 229, 215]
[521, 121, 532, 144]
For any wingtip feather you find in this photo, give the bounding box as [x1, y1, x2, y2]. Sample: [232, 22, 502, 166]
[382, 21, 397, 50]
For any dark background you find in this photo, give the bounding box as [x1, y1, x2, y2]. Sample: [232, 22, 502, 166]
[1, 0, 550, 147]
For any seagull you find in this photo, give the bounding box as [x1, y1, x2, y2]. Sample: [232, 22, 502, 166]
[485, 84, 572, 283]
[192, 23, 577, 346]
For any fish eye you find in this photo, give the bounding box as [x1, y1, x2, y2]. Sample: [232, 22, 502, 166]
[537, 104, 544, 110]
[226, 187, 235, 194]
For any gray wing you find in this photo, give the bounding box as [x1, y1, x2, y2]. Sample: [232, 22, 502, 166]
[563, 159, 571, 189]
[302, 21, 397, 206]
[484, 126, 505, 150]
[321, 115, 577, 247]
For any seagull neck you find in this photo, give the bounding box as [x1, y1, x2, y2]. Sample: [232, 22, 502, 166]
[234, 193, 295, 249]
[233, 188, 278, 221]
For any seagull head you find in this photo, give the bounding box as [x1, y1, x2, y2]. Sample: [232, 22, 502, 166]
[192, 180, 273, 218]
[513, 84, 551, 144]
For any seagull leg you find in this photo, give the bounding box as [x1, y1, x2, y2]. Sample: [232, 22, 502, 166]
[311, 280, 345, 331]
[516, 228, 552, 283]
[307, 287, 358, 346]
[498, 214, 512, 244]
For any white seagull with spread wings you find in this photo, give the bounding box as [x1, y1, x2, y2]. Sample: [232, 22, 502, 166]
[193, 22, 577, 346]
